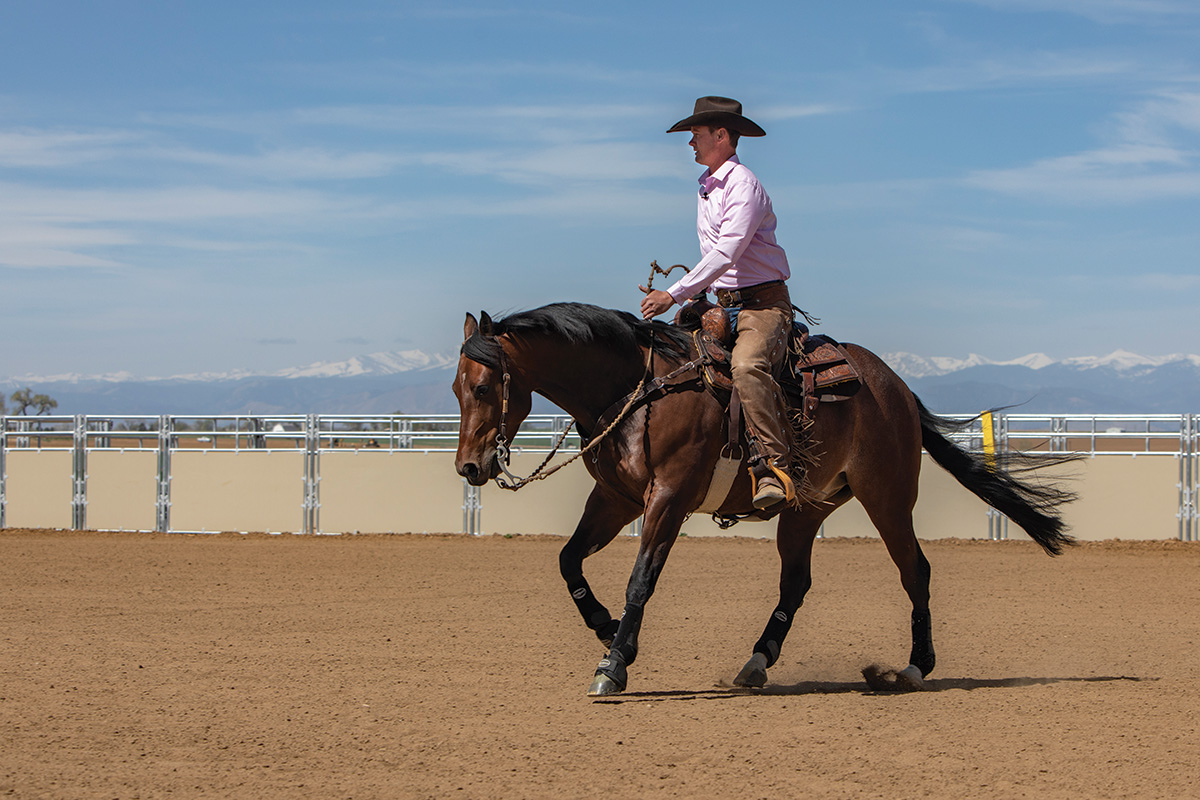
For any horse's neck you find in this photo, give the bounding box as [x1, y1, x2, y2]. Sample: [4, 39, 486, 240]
[519, 342, 645, 429]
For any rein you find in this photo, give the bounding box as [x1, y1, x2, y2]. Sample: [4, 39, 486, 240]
[491, 337, 656, 491]
[489, 261, 710, 492]
[646, 260, 690, 292]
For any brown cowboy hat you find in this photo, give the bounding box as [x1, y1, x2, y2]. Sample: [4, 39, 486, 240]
[667, 96, 766, 137]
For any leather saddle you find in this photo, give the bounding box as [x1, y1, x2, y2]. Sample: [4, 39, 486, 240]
[676, 298, 861, 418]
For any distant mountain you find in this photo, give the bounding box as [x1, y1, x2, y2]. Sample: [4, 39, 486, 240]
[883, 349, 1200, 379]
[0, 350, 461, 416]
[6, 349, 455, 385]
[3, 348, 1197, 416]
[882, 350, 1200, 414]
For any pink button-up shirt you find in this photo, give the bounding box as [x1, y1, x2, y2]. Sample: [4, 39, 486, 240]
[666, 154, 791, 303]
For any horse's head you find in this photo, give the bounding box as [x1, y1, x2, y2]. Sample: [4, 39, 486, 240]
[452, 311, 533, 486]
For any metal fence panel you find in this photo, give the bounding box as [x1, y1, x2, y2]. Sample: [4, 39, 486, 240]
[318, 450, 463, 534]
[1, 412, 1197, 540]
[170, 451, 305, 534]
[4, 450, 73, 530]
[85, 450, 158, 533]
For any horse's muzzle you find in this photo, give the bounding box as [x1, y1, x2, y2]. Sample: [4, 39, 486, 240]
[457, 451, 498, 486]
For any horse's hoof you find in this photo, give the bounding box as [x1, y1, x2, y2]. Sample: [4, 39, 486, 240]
[862, 663, 927, 692]
[894, 664, 927, 692]
[587, 673, 625, 696]
[734, 653, 769, 688]
[587, 653, 628, 697]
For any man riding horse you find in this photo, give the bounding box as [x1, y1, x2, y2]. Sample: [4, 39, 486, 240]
[454, 97, 1078, 697]
[639, 96, 797, 512]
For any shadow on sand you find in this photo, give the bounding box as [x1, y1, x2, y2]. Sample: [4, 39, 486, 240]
[590, 674, 1152, 704]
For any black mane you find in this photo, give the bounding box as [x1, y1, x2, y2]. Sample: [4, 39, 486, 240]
[461, 302, 692, 369]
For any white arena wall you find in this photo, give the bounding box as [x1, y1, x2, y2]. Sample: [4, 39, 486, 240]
[1, 413, 1196, 542]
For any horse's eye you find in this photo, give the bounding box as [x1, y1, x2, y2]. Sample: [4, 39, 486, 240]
[473, 384, 490, 399]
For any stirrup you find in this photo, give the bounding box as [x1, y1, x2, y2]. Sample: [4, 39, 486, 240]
[750, 460, 796, 508]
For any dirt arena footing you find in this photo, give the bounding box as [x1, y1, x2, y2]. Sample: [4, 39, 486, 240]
[1, 530, 1197, 799]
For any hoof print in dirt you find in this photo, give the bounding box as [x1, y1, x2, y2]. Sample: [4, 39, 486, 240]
[862, 664, 927, 693]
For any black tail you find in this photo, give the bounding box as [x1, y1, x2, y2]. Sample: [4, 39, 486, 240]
[916, 397, 1079, 555]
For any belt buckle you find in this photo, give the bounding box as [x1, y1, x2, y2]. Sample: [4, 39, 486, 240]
[717, 288, 739, 308]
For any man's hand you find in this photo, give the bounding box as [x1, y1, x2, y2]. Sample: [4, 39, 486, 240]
[638, 285, 675, 320]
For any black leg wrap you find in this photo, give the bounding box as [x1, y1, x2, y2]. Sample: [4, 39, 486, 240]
[567, 578, 614, 636]
[753, 606, 795, 668]
[909, 608, 935, 677]
[610, 603, 644, 667]
[596, 619, 619, 647]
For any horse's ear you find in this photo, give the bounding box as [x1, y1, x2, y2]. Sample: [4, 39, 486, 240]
[463, 312, 478, 340]
[479, 311, 494, 337]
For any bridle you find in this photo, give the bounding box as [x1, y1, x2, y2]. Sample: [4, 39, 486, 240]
[487, 334, 656, 491]
[491, 342, 523, 483]
[483, 261, 719, 491]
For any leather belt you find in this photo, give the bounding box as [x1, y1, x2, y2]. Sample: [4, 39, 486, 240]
[714, 280, 787, 309]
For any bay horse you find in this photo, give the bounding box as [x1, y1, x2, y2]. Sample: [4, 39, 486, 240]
[452, 302, 1075, 696]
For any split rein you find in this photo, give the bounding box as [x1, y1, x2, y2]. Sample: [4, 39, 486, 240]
[490, 262, 698, 491]
[492, 340, 653, 491]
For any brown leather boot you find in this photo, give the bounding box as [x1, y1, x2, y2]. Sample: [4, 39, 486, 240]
[752, 474, 788, 510]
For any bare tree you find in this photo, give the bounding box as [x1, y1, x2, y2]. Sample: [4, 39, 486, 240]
[8, 387, 58, 416]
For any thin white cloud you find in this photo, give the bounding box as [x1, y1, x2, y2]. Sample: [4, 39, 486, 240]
[1130, 272, 1200, 291]
[967, 149, 1200, 202]
[0, 223, 134, 248]
[276, 57, 697, 97]
[772, 178, 942, 213]
[758, 104, 851, 121]
[880, 51, 1138, 95]
[0, 129, 144, 168]
[1111, 90, 1200, 144]
[0, 182, 350, 224]
[147, 101, 670, 142]
[366, 184, 680, 225]
[0, 247, 128, 270]
[947, 0, 1200, 24]
[915, 224, 1011, 252]
[965, 91, 1200, 203]
[421, 141, 687, 185]
[0, 178, 361, 269]
[152, 145, 416, 181]
[0, 222, 136, 270]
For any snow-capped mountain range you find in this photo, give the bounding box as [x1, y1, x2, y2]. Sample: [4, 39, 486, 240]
[884, 349, 1200, 379]
[2, 348, 1197, 415]
[3, 350, 456, 386]
[7, 348, 1196, 386]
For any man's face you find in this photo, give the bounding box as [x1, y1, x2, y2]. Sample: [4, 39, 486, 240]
[689, 125, 728, 170]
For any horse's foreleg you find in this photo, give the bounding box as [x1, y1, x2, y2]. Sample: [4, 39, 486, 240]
[559, 485, 642, 649]
[735, 507, 822, 688]
[587, 496, 688, 697]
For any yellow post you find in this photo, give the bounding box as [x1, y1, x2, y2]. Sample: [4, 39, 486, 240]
[981, 411, 996, 471]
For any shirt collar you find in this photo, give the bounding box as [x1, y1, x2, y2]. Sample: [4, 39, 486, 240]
[698, 154, 741, 193]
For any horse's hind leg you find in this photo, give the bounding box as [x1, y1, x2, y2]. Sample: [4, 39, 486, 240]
[734, 504, 830, 688]
[860, 496, 936, 688]
[559, 485, 643, 648]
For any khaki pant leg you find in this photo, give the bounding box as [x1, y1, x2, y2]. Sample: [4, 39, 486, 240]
[731, 297, 793, 467]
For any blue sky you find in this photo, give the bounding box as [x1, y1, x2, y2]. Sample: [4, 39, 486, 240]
[3, 0, 1198, 378]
